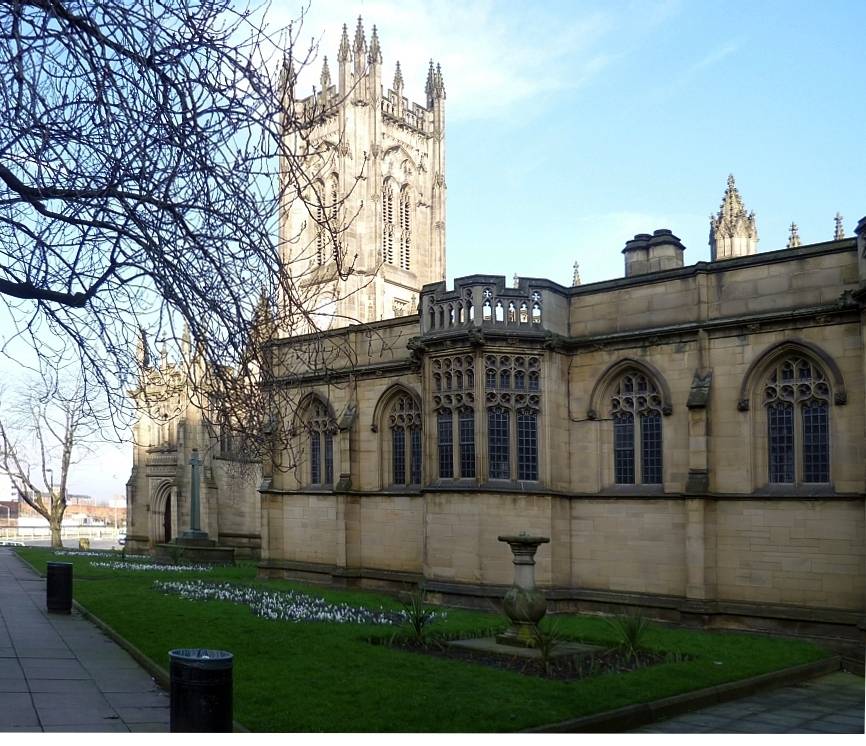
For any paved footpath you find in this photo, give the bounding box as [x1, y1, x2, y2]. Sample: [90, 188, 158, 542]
[0, 547, 169, 732]
[634, 670, 865, 733]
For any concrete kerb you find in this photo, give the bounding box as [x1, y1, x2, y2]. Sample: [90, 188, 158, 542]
[70, 600, 249, 734]
[19, 556, 249, 734]
[524, 655, 843, 733]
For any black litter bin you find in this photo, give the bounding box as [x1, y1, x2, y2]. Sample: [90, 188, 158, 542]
[169, 648, 234, 732]
[46, 562, 72, 614]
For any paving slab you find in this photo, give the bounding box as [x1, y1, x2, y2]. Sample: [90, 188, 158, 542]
[0, 548, 170, 733]
[633, 671, 865, 734]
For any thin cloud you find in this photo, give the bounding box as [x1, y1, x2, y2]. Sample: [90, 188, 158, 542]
[267, 1, 673, 121]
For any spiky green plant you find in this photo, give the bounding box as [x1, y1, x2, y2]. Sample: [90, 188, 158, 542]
[532, 620, 565, 675]
[606, 612, 651, 660]
[401, 587, 437, 644]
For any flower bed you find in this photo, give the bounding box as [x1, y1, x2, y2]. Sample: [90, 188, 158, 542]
[155, 580, 422, 625]
[92, 561, 213, 573]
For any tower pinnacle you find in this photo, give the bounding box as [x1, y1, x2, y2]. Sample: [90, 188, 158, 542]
[393, 60, 404, 91]
[787, 222, 801, 248]
[709, 174, 758, 261]
[834, 212, 845, 240]
[368, 25, 382, 64]
[320, 56, 331, 90]
[572, 261, 581, 287]
[425, 59, 434, 106]
[353, 16, 366, 54]
[337, 24, 350, 63]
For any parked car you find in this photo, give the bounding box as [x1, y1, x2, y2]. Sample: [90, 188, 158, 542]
[117, 534, 126, 546]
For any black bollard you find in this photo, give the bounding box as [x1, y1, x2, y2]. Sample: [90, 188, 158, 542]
[169, 648, 233, 732]
[46, 562, 73, 614]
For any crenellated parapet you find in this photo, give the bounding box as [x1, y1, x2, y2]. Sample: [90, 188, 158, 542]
[419, 275, 569, 338]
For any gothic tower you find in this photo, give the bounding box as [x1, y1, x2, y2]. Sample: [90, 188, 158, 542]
[709, 174, 758, 261]
[279, 18, 446, 332]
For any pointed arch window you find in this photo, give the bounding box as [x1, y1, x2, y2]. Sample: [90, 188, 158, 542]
[764, 357, 830, 483]
[399, 185, 412, 271]
[610, 370, 664, 485]
[307, 400, 335, 486]
[382, 179, 395, 265]
[388, 394, 422, 486]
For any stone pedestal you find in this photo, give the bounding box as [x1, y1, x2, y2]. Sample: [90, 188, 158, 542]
[496, 533, 550, 647]
[155, 539, 235, 565]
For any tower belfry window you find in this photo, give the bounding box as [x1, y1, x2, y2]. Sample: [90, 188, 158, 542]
[382, 180, 394, 265]
[399, 185, 412, 271]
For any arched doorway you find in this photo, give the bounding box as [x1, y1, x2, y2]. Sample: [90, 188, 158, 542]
[149, 481, 174, 546]
[162, 493, 172, 543]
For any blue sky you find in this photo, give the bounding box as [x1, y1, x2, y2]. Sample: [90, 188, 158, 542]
[3, 0, 865, 501]
[286, 0, 866, 285]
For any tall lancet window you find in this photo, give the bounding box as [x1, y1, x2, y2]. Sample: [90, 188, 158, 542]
[382, 179, 394, 265]
[399, 185, 412, 271]
[764, 356, 830, 483]
[388, 394, 422, 486]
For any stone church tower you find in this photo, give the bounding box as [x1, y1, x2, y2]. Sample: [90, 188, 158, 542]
[280, 18, 446, 331]
[709, 174, 758, 260]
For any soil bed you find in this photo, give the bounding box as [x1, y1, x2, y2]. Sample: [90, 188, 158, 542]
[389, 638, 671, 682]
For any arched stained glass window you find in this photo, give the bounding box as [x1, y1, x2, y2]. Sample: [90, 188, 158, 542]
[763, 356, 830, 483]
[609, 370, 664, 485]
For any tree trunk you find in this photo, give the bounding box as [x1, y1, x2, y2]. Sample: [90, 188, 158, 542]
[49, 517, 63, 548]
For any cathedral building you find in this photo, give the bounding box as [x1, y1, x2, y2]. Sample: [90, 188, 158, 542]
[126, 19, 865, 642]
[258, 20, 866, 642]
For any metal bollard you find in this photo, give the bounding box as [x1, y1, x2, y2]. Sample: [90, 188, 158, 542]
[169, 648, 233, 732]
[46, 562, 73, 614]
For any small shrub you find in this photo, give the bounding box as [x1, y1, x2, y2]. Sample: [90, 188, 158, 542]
[401, 587, 437, 644]
[532, 620, 565, 675]
[606, 612, 651, 660]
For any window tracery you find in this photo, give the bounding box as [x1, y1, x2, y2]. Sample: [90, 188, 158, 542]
[387, 394, 422, 486]
[763, 356, 830, 483]
[432, 355, 476, 479]
[484, 354, 541, 481]
[306, 400, 336, 486]
[609, 370, 664, 485]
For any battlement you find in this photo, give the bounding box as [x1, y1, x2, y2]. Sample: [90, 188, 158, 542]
[290, 17, 443, 138]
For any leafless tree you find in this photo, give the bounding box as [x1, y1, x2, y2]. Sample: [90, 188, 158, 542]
[0, 376, 104, 547]
[0, 0, 365, 459]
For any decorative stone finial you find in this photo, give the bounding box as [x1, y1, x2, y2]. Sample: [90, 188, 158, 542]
[787, 222, 801, 248]
[393, 60, 403, 91]
[368, 25, 382, 64]
[512, 273, 519, 289]
[337, 23, 350, 63]
[572, 261, 581, 286]
[709, 174, 758, 260]
[834, 212, 845, 240]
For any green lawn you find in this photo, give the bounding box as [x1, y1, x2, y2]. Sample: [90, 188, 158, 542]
[17, 547, 831, 732]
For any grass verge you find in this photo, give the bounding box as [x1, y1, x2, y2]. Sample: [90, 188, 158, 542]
[16, 547, 831, 732]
